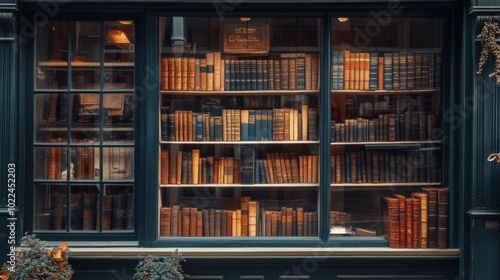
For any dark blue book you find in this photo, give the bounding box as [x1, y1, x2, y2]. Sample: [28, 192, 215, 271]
[257, 60, 264, 90]
[209, 116, 215, 141]
[195, 113, 204, 141]
[331, 51, 339, 90]
[369, 53, 378, 90]
[255, 109, 263, 141]
[296, 55, 306, 90]
[383, 53, 393, 90]
[214, 116, 223, 141]
[266, 109, 273, 142]
[251, 60, 257, 90]
[258, 159, 266, 184]
[261, 109, 268, 141]
[244, 60, 251, 90]
[345, 153, 351, 183]
[234, 60, 241, 91]
[262, 60, 269, 90]
[254, 159, 260, 184]
[225, 59, 231, 91]
[248, 109, 256, 141]
[207, 157, 213, 184]
[167, 113, 175, 141]
[338, 51, 344, 90]
[241, 146, 255, 184]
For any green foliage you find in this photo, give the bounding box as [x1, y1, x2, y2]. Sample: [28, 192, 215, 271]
[133, 250, 185, 280]
[1, 234, 73, 280]
[477, 16, 500, 84]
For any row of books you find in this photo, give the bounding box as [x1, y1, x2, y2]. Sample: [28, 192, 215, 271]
[36, 193, 133, 231]
[160, 149, 319, 185]
[159, 197, 318, 237]
[161, 106, 319, 142]
[331, 50, 442, 90]
[160, 52, 319, 91]
[383, 187, 448, 248]
[330, 112, 437, 142]
[330, 150, 440, 184]
[41, 142, 133, 181]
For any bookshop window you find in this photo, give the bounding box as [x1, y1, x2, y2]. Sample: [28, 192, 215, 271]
[158, 17, 320, 237]
[33, 20, 135, 232]
[330, 17, 449, 248]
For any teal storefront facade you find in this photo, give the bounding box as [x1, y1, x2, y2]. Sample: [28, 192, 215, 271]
[0, 0, 499, 279]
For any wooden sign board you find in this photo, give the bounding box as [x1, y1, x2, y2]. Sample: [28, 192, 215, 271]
[223, 23, 269, 54]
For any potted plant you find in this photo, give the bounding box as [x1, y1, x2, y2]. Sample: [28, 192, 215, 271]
[1, 233, 73, 280]
[133, 249, 186, 280]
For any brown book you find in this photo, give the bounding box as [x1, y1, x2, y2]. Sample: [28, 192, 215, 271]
[264, 210, 272, 237]
[168, 151, 177, 184]
[290, 152, 300, 183]
[52, 193, 66, 230]
[190, 207, 197, 237]
[213, 52, 221, 91]
[286, 207, 293, 236]
[83, 193, 96, 230]
[215, 209, 221, 237]
[383, 196, 400, 248]
[167, 57, 175, 90]
[171, 57, 181, 91]
[112, 194, 127, 230]
[171, 205, 180, 237]
[405, 198, 413, 248]
[160, 57, 169, 90]
[273, 153, 283, 184]
[412, 197, 421, 248]
[102, 195, 113, 230]
[283, 152, 291, 183]
[280, 207, 287, 236]
[191, 149, 200, 184]
[221, 209, 227, 236]
[280, 57, 289, 90]
[249, 201, 258, 237]
[305, 54, 312, 90]
[181, 57, 188, 91]
[160, 207, 171, 236]
[236, 209, 242, 236]
[161, 149, 169, 185]
[241, 196, 250, 236]
[412, 192, 428, 248]
[209, 209, 215, 237]
[271, 211, 279, 236]
[200, 58, 207, 91]
[196, 211, 203, 237]
[422, 187, 439, 248]
[202, 209, 209, 236]
[266, 153, 276, 184]
[213, 157, 220, 184]
[311, 54, 319, 90]
[378, 56, 384, 90]
[182, 207, 190, 237]
[394, 194, 406, 248]
[226, 211, 233, 237]
[273, 60, 281, 90]
[187, 57, 196, 91]
[296, 207, 304, 236]
[437, 187, 449, 249]
[176, 151, 183, 184]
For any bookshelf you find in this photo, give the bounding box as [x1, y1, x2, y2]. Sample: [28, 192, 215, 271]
[329, 17, 447, 248]
[158, 16, 320, 238]
[32, 20, 136, 232]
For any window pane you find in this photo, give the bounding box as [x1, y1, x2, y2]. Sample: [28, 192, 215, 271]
[36, 21, 68, 89]
[104, 20, 135, 89]
[103, 93, 134, 143]
[70, 93, 100, 141]
[34, 184, 67, 231]
[34, 93, 69, 143]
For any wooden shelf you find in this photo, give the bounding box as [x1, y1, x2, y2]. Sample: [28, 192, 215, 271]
[38, 126, 133, 132]
[160, 140, 320, 145]
[38, 61, 134, 68]
[161, 90, 319, 96]
[330, 182, 441, 188]
[331, 141, 441, 146]
[331, 89, 441, 95]
[160, 183, 319, 188]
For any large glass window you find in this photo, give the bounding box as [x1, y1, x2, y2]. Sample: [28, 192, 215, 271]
[329, 17, 447, 248]
[33, 20, 135, 232]
[158, 16, 321, 237]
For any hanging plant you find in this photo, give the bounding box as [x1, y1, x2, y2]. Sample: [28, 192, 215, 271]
[477, 16, 500, 84]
